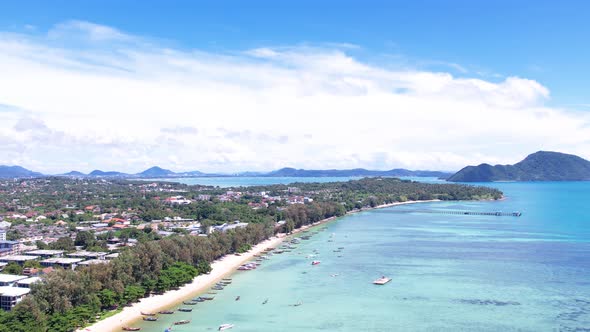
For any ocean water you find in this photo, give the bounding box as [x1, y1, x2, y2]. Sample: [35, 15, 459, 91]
[138, 176, 445, 187]
[138, 182, 590, 331]
[139, 176, 364, 187]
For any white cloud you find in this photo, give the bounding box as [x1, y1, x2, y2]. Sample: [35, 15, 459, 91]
[0, 21, 589, 174]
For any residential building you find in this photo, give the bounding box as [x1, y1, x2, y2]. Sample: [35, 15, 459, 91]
[0, 255, 37, 265]
[40, 258, 83, 270]
[67, 251, 107, 260]
[0, 242, 21, 257]
[24, 250, 64, 259]
[0, 286, 30, 311]
[15, 277, 40, 288]
[0, 274, 27, 287]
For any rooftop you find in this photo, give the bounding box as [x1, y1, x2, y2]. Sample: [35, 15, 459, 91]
[16, 277, 41, 285]
[0, 255, 38, 262]
[0, 286, 30, 297]
[25, 250, 65, 256]
[40, 258, 84, 265]
[67, 251, 107, 258]
[0, 274, 28, 283]
[78, 259, 108, 266]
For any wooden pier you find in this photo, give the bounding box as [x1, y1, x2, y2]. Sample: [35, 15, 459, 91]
[374, 209, 522, 217]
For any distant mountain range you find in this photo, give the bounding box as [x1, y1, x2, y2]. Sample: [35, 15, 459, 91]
[264, 167, 450, 178]
[0, 165, 451, 179]
[0, 166, 43, 178]
[447, 151, 590, 182]
[5, 151, 588, 182]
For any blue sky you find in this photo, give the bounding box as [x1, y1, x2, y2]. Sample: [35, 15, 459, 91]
[0, 1, 589, 173]
[3, 0, 589, 106]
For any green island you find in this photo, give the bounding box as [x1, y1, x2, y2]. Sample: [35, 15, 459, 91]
[0, 177, 501, 331]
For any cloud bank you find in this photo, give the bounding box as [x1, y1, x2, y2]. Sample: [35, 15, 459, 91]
[0, 20, 588, 173]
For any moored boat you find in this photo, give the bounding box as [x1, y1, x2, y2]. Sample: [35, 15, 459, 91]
[122, 328, 141, 331]
[373, 276, 391, 285]
[218, 323, 235, 331]
[178, 307, 193, 312]
[174, 320, 191, 325]
[158, 310, 174, 314]
[311, 260, 321, 265]
[183, 301, 198, 305]
[143, 317, 158, 321]
[140, 312, 155, 316]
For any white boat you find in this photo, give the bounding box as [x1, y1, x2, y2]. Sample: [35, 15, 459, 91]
[373, 276, 391, 285]
[219, 323, 235, 331]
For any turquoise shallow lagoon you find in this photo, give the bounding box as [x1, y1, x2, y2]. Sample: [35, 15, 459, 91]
[139, 182, 590, 331]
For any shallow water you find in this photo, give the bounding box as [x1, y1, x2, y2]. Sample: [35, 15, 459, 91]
[139, 182, 590, 331]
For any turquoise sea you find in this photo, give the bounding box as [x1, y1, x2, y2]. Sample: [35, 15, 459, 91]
[137, 181, 590, 331]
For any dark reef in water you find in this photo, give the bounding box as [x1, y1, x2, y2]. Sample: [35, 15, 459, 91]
[457, 299, 521, 306]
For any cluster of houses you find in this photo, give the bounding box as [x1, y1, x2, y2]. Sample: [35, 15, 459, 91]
[0, 250, 119, 311]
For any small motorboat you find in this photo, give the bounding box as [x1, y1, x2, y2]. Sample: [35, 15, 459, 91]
[158, 310, 174, 314]
[183, 301, 198, 305]
[290, 301, 303, 307]
[178, 307, 193, 312]
[373, 276, 392, 285]
[140, 312, 155, 316]
[194, 297, 206, 302]
[218, 323, 235, 331]
[174, 320, 191, 325]
[311, 260, 321, 265]
[262, 298, 268, 304]
[235, 296, 240, 301]
[201, 296, 215, 300]
[122, 328, 141, 331]
[143, 316, 158, 321]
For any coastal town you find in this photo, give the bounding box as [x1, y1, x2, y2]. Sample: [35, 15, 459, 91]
[0, 176, 501, 330]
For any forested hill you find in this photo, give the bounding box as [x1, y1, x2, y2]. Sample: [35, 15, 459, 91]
[447, 151, 590, 182]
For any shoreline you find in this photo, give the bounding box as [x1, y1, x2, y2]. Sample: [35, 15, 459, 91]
[82, 199, 439, 332]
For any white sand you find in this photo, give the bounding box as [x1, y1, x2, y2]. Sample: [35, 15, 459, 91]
[82, 236, 285, 332]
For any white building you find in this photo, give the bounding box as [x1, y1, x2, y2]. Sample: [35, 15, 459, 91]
[0, 286, 30, 310]
[16, 277, 41, 288]
[0, 231, 5, 242]
[211, 221, 249, 233]
[25, 250, 65, 259]
[0, 274, 28, 287]
[40, 257, 84, 270]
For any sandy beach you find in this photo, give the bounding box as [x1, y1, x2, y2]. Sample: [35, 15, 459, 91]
[82, 199, 437, 332]
[82, 236, 285, 332]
